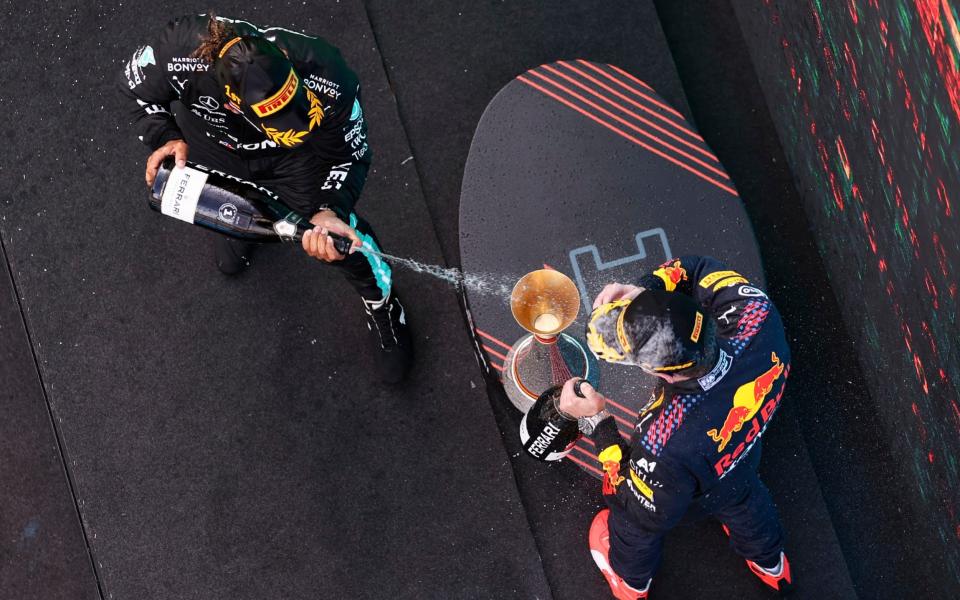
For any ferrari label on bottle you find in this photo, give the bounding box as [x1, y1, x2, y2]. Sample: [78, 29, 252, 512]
[161, 166, 208, 224]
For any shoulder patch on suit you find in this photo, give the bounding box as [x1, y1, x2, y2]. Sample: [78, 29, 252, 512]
[699, 270, 741, 288]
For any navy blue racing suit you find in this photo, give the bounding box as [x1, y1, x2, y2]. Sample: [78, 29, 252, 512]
[589, 256, 791, 588]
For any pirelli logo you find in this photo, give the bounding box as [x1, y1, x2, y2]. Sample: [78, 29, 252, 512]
[691, 311, 704, 342]
[252, 68, 299, 117]
[699, 270, 743, 289]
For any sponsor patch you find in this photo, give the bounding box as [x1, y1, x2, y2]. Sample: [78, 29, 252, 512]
[598, 445, 625, 494]
[707, 352, 784, 452]
[713, 373, 788, 478]
[690, 311, 703, 342]
[717, 305, 738, 324]
[697, 349, 732, 390]
[699, 270, 742, 288]
[224, 84, 242, 107]
[640, 389, 665, 417]
[321, 162, 353, 190]
[166, 62, 209, 72]
[738, 285, 768, 298]
[632, 457, 657, 474]
[626, 477, 657, 511]
[713, 276, 748, 291]
[304, 74, 342, 99]
[135, 98, 167, 115]
[629, 470, 655, 501]
[653, 259, 687, 292]
[635, 390, 663, 433]
[196, 96, 220, 112]
[252, 68, 299, 117]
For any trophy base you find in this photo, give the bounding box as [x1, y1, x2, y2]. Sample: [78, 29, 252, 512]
[502, 333, 599, 412]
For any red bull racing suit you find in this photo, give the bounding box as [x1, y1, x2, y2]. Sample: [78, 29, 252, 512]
[589, 255, 791, 588]
[118, 15, 391, 303]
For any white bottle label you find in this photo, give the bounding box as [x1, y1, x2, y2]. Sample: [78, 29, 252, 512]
[161, 166, 208, 224]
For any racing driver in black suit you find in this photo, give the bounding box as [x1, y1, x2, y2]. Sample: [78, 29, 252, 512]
[118, 13, 411, 383]
[560, 256, 794, 598]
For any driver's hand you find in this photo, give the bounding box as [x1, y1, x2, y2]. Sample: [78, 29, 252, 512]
[558, 378, 607, 418]
[301, 209, 362, 262]
[146, 139, 189, 187]
[592, 283, 644, 309]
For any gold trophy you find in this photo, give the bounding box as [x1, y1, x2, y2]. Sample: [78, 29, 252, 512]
[502, 269, 598, 412]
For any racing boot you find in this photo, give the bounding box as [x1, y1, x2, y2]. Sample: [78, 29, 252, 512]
[363, 294, 413, 384]
[721, 524, 794, 595]
[746, 552, 793, 596]
[214, 236, 254, 275]
[589, 509, 652, 599]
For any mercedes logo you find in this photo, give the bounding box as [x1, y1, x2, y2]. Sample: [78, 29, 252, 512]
[198, 95, 220, 111]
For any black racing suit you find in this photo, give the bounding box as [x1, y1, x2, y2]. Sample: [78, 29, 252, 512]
[590, 256, 791, 588]
[118, 15, 391, 303]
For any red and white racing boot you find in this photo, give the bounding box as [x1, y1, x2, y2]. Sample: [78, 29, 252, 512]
[721, 524, 794, 595]
[746, 552, 793, 595]
[589, 509, 652, 599]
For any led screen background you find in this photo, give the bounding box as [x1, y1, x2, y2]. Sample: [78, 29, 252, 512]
[733, 0, 959, 579]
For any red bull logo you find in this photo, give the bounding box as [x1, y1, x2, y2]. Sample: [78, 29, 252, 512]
[654, 259, 688, 291]
[707, 352, 785, 452]
[602, 460, 624, 495]
[598, 445, 625, 495]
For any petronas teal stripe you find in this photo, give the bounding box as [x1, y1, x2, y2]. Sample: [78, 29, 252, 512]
[350, 213, 391, 298]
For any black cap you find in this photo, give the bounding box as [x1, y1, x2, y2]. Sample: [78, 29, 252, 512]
[587, 289, 716, 376]
[214, 36, 323, 147]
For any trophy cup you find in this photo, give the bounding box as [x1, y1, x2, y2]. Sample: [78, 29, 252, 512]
[502, 269, 599, 412]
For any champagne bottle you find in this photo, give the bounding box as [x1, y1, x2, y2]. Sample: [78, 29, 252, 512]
[519, 384, 581, 462]
[148, 158, 354, 255]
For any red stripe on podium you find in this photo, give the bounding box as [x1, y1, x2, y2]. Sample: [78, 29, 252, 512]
[517, 75, 738, 196]
[547, 63, 717, 162]
[475, 327, 513, 351]
[481, 344, 509, 362]
[603, 396, 639, 419]
[592, 61, 689, 122]
[528, 69, 730, 181]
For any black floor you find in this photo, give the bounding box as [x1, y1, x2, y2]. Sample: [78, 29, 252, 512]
[652, 1, 951, 597]
[1, 2, 549, 599]
[0, 240, 100, 600]
[0, 1, 945, 599]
